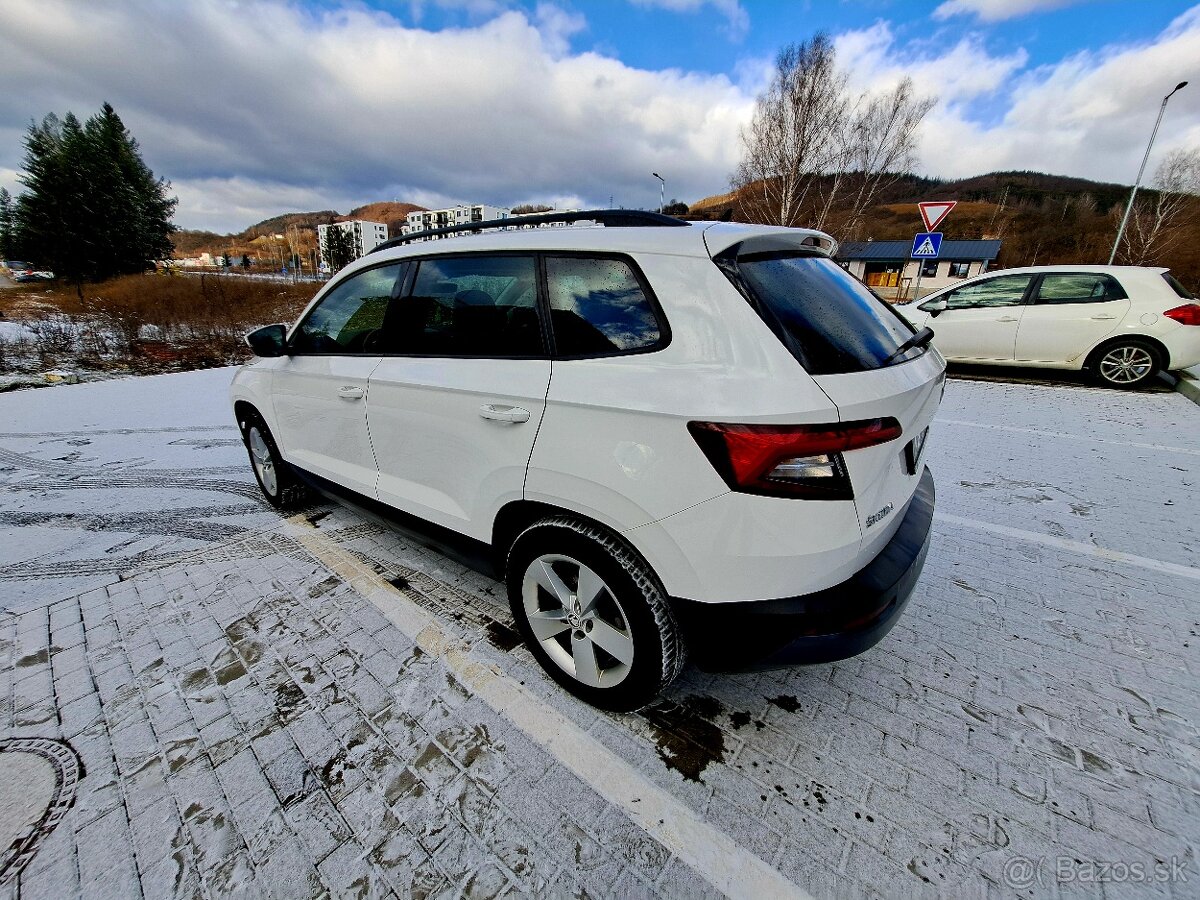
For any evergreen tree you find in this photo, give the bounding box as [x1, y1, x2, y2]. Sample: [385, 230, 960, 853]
[11, 103, 176, 283]
[0, 188, 13, 260]
[324, 226, 356, 271]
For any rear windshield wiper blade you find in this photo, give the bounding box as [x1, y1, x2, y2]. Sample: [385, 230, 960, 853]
[881, 326, 935, 366]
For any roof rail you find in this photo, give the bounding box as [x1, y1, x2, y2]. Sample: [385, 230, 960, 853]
[370, 208, 689, 254]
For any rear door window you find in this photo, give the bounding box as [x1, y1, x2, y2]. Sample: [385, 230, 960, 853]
[1034, 274, 1126, 304]
[544, 256, 665, 356]
[390, 255, 543, 357]
[722, 250, 920, 375]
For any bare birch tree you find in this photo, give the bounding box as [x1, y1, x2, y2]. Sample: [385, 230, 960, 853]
[836, 79, 936, 239]
[733, 35, 847, 227]
[733, 37, 935, 236]
[1116, 147, 1200, 265]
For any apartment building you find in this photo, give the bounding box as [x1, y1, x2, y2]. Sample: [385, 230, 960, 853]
[403, 205, 511, 239]
[317, 220, 389, 264]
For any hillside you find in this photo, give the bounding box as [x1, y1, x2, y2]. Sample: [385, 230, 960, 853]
[345, 201, 424, 235]
[690, 170, 1200, 290]
[172, 202, 428, 267]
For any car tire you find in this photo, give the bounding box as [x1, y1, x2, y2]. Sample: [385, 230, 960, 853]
[506, 516, 686, 711]
[239, 410, 306, 508]
[1090, 339, 1161, 389]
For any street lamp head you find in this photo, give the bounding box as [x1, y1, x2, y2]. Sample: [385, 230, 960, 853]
[652, 172, 663, 180]
[1176, 81, 1188, 91]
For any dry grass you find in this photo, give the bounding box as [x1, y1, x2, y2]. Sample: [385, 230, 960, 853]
[0, 272, 319, 374]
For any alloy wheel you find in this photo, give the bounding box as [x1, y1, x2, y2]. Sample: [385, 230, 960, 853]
[248, 426, 278, 496]
[1099, 345, 1153, 385]
[521, 554, 634, 688]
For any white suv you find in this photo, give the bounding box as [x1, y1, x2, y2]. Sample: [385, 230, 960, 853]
[231, 211, 945, 710]
[900, 265, 1200, 389]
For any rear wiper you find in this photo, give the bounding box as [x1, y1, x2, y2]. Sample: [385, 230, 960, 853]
[881, 326, 935, 366]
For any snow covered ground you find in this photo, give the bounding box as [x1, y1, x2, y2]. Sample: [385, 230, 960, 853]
[0, 366, 276, 609]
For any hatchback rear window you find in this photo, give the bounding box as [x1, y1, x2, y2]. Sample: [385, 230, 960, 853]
[718, 250, 921, 375]
[1163, 273, 1195, 299]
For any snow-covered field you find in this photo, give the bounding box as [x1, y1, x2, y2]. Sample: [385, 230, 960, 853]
[0, 366, 277, 609]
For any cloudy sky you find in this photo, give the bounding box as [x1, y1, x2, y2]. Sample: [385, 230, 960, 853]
[1, 0, 1197, 233]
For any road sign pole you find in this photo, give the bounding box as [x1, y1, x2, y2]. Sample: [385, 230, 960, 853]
[911, 267, 923, 303]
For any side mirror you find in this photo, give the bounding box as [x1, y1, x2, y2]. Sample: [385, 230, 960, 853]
[245, 324, 288, 357]
[922, 298, 948, 317]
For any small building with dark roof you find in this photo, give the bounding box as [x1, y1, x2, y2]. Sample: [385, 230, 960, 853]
[836, 238, 1002, 300]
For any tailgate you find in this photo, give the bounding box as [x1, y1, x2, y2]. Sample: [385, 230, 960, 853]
[811, 350, 945, 555]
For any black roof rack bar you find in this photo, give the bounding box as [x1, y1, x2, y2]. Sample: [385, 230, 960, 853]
[370, 208, 688, 254]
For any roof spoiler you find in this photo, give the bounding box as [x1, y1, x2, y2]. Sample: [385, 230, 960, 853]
[370, 209, 689, 254]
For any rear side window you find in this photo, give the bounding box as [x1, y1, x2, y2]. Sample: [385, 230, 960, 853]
[392, 255, 543, 357]
[545, 256, 663, 356]
[724, 251, 920, 375]
[292, 263, 404, 354]
[1034, 273, 1126, 304]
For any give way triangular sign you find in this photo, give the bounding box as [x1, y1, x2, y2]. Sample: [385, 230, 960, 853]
[919, 201, 956, 232]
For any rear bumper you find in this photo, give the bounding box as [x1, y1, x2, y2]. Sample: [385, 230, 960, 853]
[673, 466, 934, 672]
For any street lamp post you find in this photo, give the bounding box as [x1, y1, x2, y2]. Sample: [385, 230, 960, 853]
[1108, 81, 1188, 265]
[652, 172, 665, 215]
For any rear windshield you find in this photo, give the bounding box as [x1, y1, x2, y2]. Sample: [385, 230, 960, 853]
[1163, 273, 1195, 299]
[720, 250, 922, 375]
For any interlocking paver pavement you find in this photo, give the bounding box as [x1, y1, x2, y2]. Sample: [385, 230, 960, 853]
[1, 367, 1197, 898]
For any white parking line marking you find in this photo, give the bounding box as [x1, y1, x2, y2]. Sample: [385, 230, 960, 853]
[939, 419, 1200, 457]
[285, 517, 811, 900]
[935, 513, 1200, 582]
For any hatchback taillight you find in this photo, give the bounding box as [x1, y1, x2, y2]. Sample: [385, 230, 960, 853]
[1164, 304, 1200, 326]
[688, 418, 902, 500]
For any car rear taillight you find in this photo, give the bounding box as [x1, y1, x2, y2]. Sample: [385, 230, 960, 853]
[1164, 304, 1200, 325]
[688, 418, 902, 500]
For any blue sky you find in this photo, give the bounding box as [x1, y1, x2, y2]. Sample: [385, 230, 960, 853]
[375, 0, 1182, 81]
[1, 0, 1196, 232]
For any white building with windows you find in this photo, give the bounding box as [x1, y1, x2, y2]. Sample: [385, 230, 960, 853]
[317, 220, 389, 264]
[403, 205, 511, 239]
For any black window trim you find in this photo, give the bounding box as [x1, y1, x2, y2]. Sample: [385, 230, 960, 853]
[286, 248, 671, 361]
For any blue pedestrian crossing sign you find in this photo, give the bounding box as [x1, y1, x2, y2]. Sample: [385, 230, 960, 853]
[911, 232, 943, 258]
[911, 232, 942, 258]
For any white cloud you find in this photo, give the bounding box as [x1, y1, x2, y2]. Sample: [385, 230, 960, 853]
[933, 0, 1088, 22]
[834, 22, 1028, 104]
[627, 0, 749, 40]
[0, 0, 752, 231]
[1, 1, 1197, 235]
[833, 11, 1200, 185]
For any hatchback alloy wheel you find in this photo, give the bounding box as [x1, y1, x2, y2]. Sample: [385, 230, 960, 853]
[1097, 344, 1156, 387]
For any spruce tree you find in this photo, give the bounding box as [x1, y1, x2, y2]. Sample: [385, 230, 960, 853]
[11, 103, 176, 283]
[0, 188, 13, 261]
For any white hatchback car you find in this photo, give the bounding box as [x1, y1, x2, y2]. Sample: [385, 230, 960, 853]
[231, 211, 944, 709]
[899, 265, 1200, 388]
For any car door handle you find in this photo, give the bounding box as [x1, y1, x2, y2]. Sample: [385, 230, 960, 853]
[337, 386, 365, 400]
[478, 404, 530, 423]
[1090, 314, 1117, 320]
[997, 316, 1020, 322]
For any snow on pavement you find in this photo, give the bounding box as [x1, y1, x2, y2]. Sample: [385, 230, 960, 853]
[0, 366, 276, 609]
